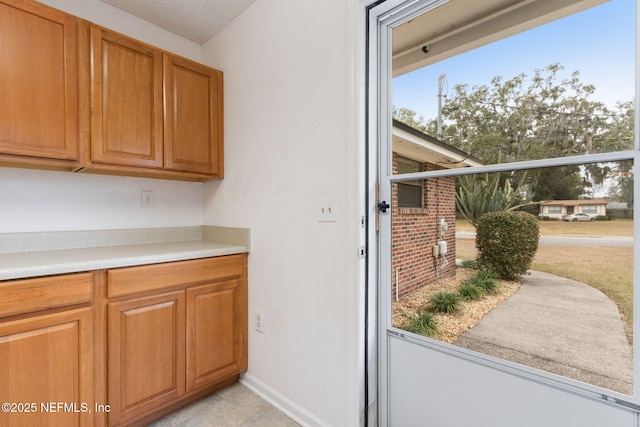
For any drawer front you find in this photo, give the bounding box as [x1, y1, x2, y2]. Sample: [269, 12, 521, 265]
[0, 272, 93, 318]
[108, 255, 245, 298]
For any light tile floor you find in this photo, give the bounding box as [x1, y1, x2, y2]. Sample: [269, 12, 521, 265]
[148, 382, 300, 427]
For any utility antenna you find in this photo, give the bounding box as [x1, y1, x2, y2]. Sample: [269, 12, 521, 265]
[437, 74, 446, 140]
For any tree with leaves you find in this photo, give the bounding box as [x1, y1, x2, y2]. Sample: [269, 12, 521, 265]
[435, 63, 632, 163]
[392, 106, 429, 133]
[607, 170, 634, 209]
[394, 63, 635, 202]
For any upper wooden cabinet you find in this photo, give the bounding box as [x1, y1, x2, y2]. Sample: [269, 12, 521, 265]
[165, 56, 224, 176]
[0, 0, 80, 169]
[89, 26, 164, 169]
[87, 25, 224, 180]
[0, 0, 223, 180]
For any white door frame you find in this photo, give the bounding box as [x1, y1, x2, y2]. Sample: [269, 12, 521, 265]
[365, 0, 640, 425]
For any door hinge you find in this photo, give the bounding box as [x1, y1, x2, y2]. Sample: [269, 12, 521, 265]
[374, 182, 390, 231]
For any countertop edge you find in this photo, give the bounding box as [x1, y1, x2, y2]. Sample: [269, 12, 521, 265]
[0, 228, 250, 281]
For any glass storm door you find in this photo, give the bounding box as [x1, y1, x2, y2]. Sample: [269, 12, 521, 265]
[368, 0, 640, 425]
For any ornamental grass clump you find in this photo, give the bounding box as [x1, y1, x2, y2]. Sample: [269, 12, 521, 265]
[458, 283, 484, 301]
[401, 310, 438, 337]
[476, 211, 540, 280]
[429, 292, 461, 314]
[465, 270, 501, 295]
[459, 259, 479, 269]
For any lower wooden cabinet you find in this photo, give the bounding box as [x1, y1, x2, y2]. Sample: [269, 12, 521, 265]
[107, 291, 186, 425]
[0, 307, 94, 427]
[105, 254, 248, 426]
[0, 253, 248, 427]
[186, 279, 245, 392]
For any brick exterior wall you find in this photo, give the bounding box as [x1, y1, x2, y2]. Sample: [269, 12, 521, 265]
[392, 153, 457, 300]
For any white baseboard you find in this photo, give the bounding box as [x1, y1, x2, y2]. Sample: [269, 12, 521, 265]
[240, 373, 332, 427]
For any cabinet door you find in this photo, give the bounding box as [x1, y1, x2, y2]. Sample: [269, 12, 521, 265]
[164, 55, 224, 177]
[108, 291, 185, 425]
[186, 279, 244, 392]
[90, 26, 164, 168]
[0, 0, 79, 161]
[0, 308, 93, 427]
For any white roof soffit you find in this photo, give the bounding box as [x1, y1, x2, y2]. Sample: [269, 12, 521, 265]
[392, 0, 608, 76]
[392, 126, 483, 169]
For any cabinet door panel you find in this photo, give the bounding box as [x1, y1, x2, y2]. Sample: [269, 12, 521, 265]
[108, 291, 185, 424]
[91, 26, 164, 168]
[164, 56, 223, 176]
[186, 280, 240, 392]
[0, 308, 93, 427]
[0, 0, 78, 160]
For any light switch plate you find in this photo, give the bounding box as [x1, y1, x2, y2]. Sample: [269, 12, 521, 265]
[318, 199, 337, 222]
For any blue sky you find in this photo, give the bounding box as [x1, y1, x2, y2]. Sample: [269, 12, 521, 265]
[392, 0, 636, 122]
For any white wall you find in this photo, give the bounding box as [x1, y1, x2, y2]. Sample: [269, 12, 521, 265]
[201, 0, 362, 425]
[1, 0, 205, 233]
[7, 0, 364, 424]
[0, 167, 203, 232]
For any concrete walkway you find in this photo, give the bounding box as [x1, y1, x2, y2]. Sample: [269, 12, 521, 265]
[454, 271, 633, 394]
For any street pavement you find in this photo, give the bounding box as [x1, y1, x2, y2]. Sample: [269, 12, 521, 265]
[456, 231, 633, 247]
[454, 270, 633, 394]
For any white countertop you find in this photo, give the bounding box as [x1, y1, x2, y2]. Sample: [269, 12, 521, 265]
[0, 226, 250, 281]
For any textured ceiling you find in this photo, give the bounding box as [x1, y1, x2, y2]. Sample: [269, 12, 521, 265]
[100, 0, 257, 44]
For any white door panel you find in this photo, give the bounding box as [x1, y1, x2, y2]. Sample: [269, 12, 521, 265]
[389, 335, 637, 427]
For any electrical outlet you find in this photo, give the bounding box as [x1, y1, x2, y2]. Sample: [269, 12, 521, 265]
[141, 191, 154, 208]
[255, 311, 264, 333]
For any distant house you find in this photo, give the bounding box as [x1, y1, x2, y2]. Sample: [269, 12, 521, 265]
[391, 120, 482, 299]
[539, 199, 608, 220]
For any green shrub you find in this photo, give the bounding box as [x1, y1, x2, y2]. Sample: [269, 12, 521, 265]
[595, 215, 609, 221]
[429, 292, 461, 314]
[458, 283, 484, 301]
[476, 211, 540, 280]
[401, 311, 437, 337]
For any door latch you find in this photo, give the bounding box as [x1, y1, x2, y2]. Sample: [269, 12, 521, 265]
[377, 201, 390, 213]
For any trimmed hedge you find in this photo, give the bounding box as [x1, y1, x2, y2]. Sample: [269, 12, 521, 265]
[476, 211, 540, 280]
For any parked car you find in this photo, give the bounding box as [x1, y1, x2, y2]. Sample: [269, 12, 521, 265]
[562, 213, 595, 222]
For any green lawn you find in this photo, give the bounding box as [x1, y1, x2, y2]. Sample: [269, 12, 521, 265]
[455, 218, 634, 339]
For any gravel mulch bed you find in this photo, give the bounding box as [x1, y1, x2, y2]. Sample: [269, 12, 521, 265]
[392, 268, 521, 343]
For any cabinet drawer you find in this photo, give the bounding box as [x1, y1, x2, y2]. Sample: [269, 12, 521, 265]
[0, 272, 93, 318]
[108, 255, 244, 298]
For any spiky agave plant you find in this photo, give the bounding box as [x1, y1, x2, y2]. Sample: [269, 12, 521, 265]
[455, 172, 532, 227]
